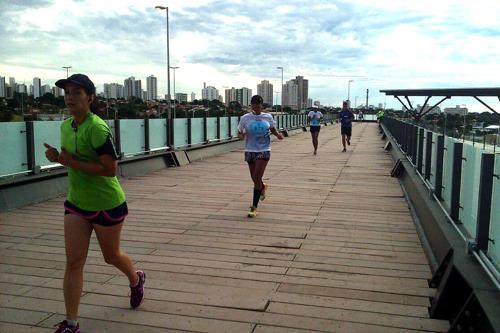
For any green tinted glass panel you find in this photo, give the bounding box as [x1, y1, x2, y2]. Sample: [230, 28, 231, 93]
[0, 122, 28, 176]
[489, 154, 500, 270]
[207, 118, 217, 141]
[441, 137, 457, 212]
[34, 121, 63, 168]
[231, 117, 239, 136]
[174, 118, 188, 147]
[119, 119, 145, 156]
[149, 119, 167, 149]
[190, 118, 204, 145]
[459, 144, 482, 237]
[219, 117, 229, 140]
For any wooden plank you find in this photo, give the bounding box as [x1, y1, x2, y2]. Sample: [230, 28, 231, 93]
[0, 124, 448, 332]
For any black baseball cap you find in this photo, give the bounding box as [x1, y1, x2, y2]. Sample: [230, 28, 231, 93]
[55, 73, 96, 94]
[251, 95, 263, 104]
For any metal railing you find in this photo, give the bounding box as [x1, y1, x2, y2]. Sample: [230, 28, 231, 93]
[383, 117, 500, 289]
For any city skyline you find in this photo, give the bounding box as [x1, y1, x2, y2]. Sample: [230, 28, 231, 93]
[1, 0, 499, 112]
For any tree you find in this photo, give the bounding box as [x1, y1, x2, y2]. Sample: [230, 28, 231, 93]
[38, 92, 57, 105]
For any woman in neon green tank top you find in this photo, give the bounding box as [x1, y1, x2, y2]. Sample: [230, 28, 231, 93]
[44, 74, 145, 333]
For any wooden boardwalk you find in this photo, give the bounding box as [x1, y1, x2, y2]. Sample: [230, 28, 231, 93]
[0, 123, 450, 333]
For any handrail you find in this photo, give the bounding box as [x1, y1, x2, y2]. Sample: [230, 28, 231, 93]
[383, 119, 500, 290]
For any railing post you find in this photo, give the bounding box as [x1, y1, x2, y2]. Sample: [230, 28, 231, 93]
[144, 117, 150, 152]
[435, 135, 445, 200]
[166, 117, 173, 149]
[417, 128, 424, 173]
[425, 131, 433, 180]
[216, 115, 221, 140]
[187, 117, 192, 146]
[203, 114, 208, 143]
[25, 121, 37, 173]
[114, 119, 122, 158]
[228, 115, 232, 139]
[412, 125, 418, 164]
[450, 142, 463, 222]
[476, 153, 495, 252]
[403, 122, 408, 153]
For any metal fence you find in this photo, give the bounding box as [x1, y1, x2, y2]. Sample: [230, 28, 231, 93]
[383, 117, 500, 287]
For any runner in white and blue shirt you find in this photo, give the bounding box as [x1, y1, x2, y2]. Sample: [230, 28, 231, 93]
[238, 95, 284, 217]
[307, 109, 323, 155]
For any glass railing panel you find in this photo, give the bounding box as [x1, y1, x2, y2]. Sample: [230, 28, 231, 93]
[231, 117, 239, 137]
[149, 119, 168, 150]
[430, 132, 438, 187]
[459, 143, 482, 237]
[190, 118, 204, 145]
[421, 129, 428, 178]
[219, 117, 229, 140]
[174, 118, 188, 147]
[119, 119, 145, 156]
[207, 117, 217, 141]
[34, 121, 63, 168]
[441, 137, 456, 212]
[0, 122, 28, 176]
[488, 154, 500, 270]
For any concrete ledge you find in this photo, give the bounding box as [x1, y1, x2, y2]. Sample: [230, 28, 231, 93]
[186, 139, 243, 162]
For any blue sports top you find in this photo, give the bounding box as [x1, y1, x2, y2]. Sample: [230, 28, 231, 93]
[238, 112, 276, 152]
[339, 109, 354, 128]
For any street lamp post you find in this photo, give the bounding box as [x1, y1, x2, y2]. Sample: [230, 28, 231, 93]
[155, 5, 171, 119]
[347, 79, 354, 104]
[277, 67, 283, 113]
[170, 66, 179, 118]
[62, 66, 71, 78]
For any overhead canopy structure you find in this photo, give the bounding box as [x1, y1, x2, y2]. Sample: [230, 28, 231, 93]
[380, 88, 500, 119]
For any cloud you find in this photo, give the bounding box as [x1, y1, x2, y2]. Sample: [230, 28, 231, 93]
[1, 0, 499, 111]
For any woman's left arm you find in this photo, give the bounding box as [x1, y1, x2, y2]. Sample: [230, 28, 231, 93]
[270, 127, 284, 140]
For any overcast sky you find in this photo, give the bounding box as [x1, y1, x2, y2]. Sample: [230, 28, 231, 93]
[1, 0, 499, 111]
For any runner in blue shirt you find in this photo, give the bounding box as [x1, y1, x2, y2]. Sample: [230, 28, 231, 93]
[307, 108, 323, 155]
[339, 101, 354, 152]
[238, 95, 284, 217]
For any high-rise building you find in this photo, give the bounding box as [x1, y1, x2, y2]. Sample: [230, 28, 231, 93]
[146, 75, 157, 100]
[257, 80, 273, 105]
[134, 79, 142, 99]
[444, 105, 468, 116]
[41, 84, 51, 96]
[175, 93, 188, 103]
[295, 76, 308, 110]
[124, 77, 135, 99]
[202, 83, 219, 101]
[191, 92, 196, 102]
[33, 77, 41, 99]
[104, 83, 124, 99]
[283, 79, 298, 110]
[52, 86, 63, 97]
[8, 77, 16, 98]
[0, 76, 5, 98]
[29, 84, 33, 96]
[224, 87, 237, 106]
[17, 84, 27, 94]
[307, 98, 313, 108]
[236, 87, 252, 106]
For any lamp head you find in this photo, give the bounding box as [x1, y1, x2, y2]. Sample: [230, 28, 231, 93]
[155, 6, 167, 10]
